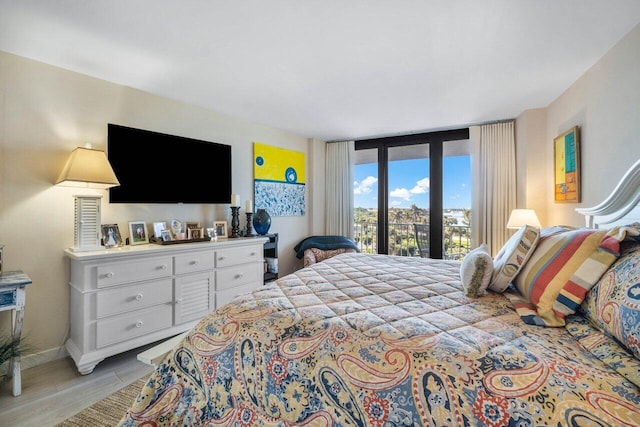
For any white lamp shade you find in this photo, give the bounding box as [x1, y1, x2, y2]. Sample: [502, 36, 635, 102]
[56, 147, 120, 189]
[507, 209, 541, 229]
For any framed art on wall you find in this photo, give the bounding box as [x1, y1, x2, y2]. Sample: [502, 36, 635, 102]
[554, 126, 581, 203]
[101, 224, 123, 248]
[129, 221, 148, 245]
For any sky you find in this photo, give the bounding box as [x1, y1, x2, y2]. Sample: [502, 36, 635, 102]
[354, 155, 471, 209]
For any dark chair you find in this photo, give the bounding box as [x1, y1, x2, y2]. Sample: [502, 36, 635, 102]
[413, 224, 430, 258]
[294, 235, 358, 267]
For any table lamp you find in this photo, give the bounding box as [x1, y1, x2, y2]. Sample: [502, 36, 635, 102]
[507, 209, 541, 229]
[56, 146, 120, 252]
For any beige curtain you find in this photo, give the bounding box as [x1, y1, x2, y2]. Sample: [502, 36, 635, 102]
[471, 121, 516, 255]
[325, 140, 354, 237]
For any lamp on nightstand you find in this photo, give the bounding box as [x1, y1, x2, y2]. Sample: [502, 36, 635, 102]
[56, 146, 120, 252]
[507, 209, 541, 229]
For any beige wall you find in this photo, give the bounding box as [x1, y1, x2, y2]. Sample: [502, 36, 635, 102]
[514, 23, 640, 229]
[544, 23, 640, 227]
[0, 51, 317, 366]
[515, 108, 547, 225]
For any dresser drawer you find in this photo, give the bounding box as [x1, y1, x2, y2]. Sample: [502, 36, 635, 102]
[96, 279, 172, 318]
[97, 257, 172, 288]
[174, 251, 215, 275]
[216, 264, 261, 291]
[216, 245, 262, 268]
[96, 305, 173, 348]
[216, 281, 260, 308]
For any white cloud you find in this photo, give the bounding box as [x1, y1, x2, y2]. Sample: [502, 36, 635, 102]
[390, 187, 411, 200]
[410, 177, 429, 194]
[354, 175, 378, 195]
[390, 200, 403, 206]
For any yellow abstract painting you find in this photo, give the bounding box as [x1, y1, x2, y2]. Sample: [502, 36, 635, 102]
[554, 127, 580, 202]
[254, 142, 306, 216]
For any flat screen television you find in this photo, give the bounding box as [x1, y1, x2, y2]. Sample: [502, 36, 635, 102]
[108, 124, 232, 204]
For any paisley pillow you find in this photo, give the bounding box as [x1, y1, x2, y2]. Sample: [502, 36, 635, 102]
[460, 244, 493, 298]
[488, 225, 540, 292]
[580, 239, 640, 360]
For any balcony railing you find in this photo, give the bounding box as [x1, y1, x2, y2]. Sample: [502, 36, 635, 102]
[353, 222, 471, 260]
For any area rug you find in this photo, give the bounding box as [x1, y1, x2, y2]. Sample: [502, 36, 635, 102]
[56, 377, 146, 427]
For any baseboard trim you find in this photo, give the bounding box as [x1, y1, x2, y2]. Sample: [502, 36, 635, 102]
[24, 346, 70, 369]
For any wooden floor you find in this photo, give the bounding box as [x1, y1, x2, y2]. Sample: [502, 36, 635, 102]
[0, 347, 154, 427]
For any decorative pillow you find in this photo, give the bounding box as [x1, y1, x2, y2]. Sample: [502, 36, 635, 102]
[488, 225, 540, 293]
[510, 226, 636, 327]
[304, 248, 356, 267]
[460, 244, 493, 298]
[580, 235, 640, 360]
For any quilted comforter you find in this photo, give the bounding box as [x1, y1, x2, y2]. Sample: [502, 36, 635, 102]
[119, 253, 640, 426]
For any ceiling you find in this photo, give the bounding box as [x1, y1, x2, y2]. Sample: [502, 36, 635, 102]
[2, 1, 640, 141]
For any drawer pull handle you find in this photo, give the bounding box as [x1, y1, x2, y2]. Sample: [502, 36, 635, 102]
[158, 265, 167, 270]
[190, 260, 199, 265]
[235, 273, 244, 279]
[135, 321, 143, 328]
[175, 299, 182, 304]
[105, 272, 114, 278]
[218, 256, 225, 261]
[250, 252, 256, 256]
[135, 293, 143, 301]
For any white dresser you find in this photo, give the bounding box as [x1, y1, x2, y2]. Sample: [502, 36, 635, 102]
[64, 237, 267, 374]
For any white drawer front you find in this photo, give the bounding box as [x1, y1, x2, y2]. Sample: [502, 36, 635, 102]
[97, 257, 172, 288]
[96, 305, 173, 348]
[216, 281, 260, 308]
[96, 279, 172, 318]
[174, 251, 215, 275]
[216, 264, 261, 291]
[216, 245, 262, 268]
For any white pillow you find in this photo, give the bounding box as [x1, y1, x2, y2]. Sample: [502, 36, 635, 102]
[460, 243, 493, 298]
[488, 225, 540, 292]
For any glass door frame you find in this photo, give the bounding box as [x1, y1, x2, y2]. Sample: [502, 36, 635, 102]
[355, 128, 469, 258]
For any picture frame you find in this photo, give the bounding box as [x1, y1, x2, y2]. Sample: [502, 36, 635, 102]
[187, 227, 203, 239]
[214, 221, 228, 238]
[170, 219, 183, 234]
[185, 222, 200, 231]
[206, 227, 216, 240]
[554, 126, 581, 203]
[101, 224, 123, 248]
[160, 229, 173, 242]
[129, 221, 148, 245]
[153, 221, 167, 239]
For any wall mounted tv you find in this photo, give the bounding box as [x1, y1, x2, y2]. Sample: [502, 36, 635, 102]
[108, 124, 232, 204]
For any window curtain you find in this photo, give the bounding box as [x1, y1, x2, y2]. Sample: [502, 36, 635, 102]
[325, 140, 355, 238]
[471, 121, 516, 255]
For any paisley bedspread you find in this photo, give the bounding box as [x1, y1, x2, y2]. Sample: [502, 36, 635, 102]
[119, 253, 640, 426]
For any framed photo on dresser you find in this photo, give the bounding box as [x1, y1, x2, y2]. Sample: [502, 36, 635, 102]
[214, 221, 228, 239]
[101, 224, 123, 248]
[129, 221, 148, 245]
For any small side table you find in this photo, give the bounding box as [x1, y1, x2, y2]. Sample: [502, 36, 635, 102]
[0, 270, 32, 396]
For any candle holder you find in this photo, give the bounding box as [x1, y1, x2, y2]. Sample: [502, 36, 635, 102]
[245, 212, 257, 237]
[230, 206, 240, 238]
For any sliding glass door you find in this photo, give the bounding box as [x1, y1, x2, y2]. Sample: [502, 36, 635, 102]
[353, 129, 471, 259]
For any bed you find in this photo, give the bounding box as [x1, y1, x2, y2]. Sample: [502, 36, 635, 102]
[119, 159, 640, 426]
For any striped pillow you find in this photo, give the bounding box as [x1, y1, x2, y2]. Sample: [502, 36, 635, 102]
[510, 226, 631, 326]
[488, 225, 540, 292]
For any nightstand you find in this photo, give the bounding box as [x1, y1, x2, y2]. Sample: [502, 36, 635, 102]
[0, 270, 32, 396]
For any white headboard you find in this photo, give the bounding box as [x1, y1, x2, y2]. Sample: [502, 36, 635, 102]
[576, 158, 640, 228]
